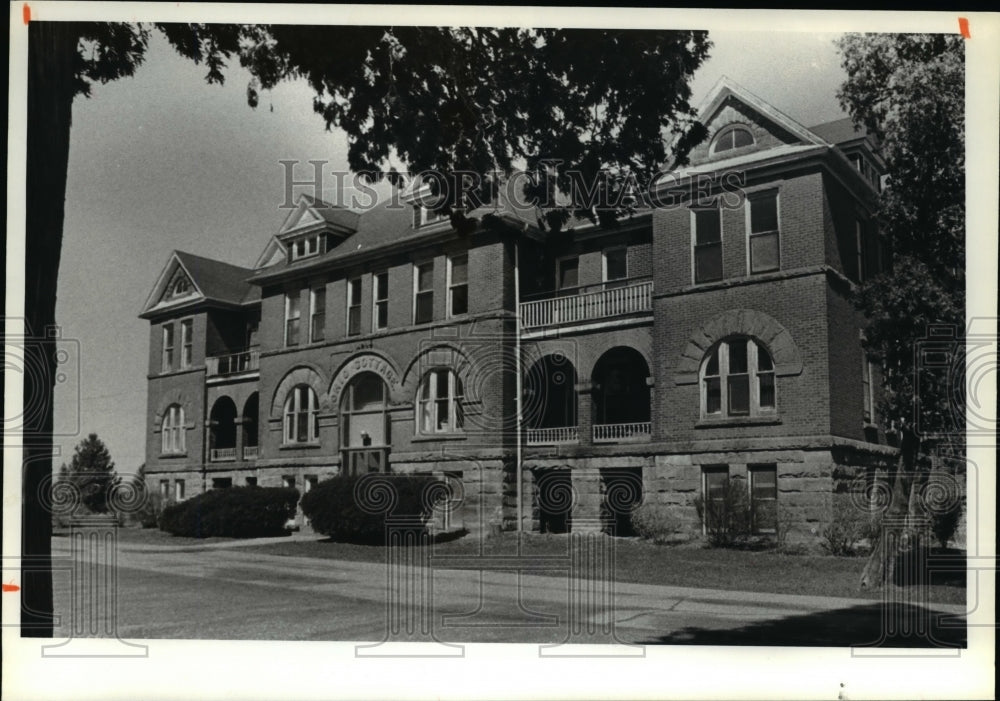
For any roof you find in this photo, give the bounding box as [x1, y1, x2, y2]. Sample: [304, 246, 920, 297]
[809, 117, 867, 145]
[298, 193, 362, 231]
[172, 251, 257, 305]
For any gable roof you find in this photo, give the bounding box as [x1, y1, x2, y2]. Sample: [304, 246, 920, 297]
[140, 250, 258, 318]
[278, 193, 361, 236]
[809, 117, 866, 145]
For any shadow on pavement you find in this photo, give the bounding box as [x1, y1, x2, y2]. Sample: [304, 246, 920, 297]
[638, 602, 966, 648]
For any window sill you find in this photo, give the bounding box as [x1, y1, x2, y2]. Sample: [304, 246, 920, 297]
[279, 442, 321, 450]
[696, 415, 781, 429]
[412, 433, 467, 443]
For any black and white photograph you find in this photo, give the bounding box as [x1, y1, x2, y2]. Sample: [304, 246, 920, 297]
[4, 4, 997, 700]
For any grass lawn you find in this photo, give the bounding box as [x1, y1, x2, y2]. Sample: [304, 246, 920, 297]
[240, 531, 966, 606]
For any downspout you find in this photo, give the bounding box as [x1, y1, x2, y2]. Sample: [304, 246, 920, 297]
[514, 236, 523, 533]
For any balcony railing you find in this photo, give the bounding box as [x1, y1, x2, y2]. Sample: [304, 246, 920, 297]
[206, 349, 259, 377]
[525, 426, 579, 445]
[342, 446, 390, 476]
[593, 422, 652, 443]
[519, 278, 653, 329]
[243, 445, 259, 460]
[209, 447, 236, 462]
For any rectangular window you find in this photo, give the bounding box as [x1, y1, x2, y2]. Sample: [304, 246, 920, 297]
[448, 254, 469, 317]
[292, 235, 320, 260]
[693, 206, 723, 283]
[603, 247, 628, 287]
[346, 278, 362, 336]
[556, 256, 579, 290]
[285, 292, 301, 346]
[749, 464, 777, 533]
[305, 475, 318, 493]
[373, 271, 389, 331]
[159, 480, 169, 499]
[702, 466, 729, 530]
[310, 287, 326, 342]
[212, 477, 232, 489]
[748, 191, 780, 273]
[245, 476, 258, 487]
[862, 354, 874, 423]
[726, 338, 750, 416]
[174, 479, 185, 501]
[162, 324, 174, 372]
[179, 319, 193, 368]
[855, 220, 867, 282]
[282, 476, 296, 489]
[414, 261, 434, 324]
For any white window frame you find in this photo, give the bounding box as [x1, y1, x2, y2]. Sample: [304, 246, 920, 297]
[283, 385, 318, 444]
[710, 124, 755, 155]
[179, 319, 193, 368]
[310, 286, 326, 343]
[745, 190, 781, 274]
[291, 235, 321, 261]
[602, 246, 628, 284]
[161, 404, 185, 454]
[174, 479, 185, 501]
[862, 354, 875, 424]
[691, 204, 723, 284]
[284, 292, 301, 347]
[555, 255, 579, 291]
[447, 254, 469, 318]
[372, 271, 389, 331]
[162, 324, 174, 372]
[700, 338, 776, 419]
[413, 260, 434, 324]
[417, 368, 465, 435]
[346, 277, 362, 336]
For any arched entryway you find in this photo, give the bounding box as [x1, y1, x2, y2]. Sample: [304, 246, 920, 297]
[242, 392, 259, 460]
[340, 372, 390, 475]
[209, 396, 238, 461]
[591, 347, 651, 442]
[524, 353, 578, 445]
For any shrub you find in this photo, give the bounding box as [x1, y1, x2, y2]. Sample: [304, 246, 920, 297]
[300, 473, 442, 544]
[159, 487, 299, 538]
[134, 490, 169, 529]
[629, 503, 684, 544]
[930, 498, 963, 550]
[819, 495, 872, 556]
[693, 478, 753, 548]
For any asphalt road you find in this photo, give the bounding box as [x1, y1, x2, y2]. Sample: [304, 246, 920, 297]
[49, 536, 967, 648]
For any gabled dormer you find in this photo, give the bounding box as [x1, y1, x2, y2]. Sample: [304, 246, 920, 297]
[277, 194, 360, 264]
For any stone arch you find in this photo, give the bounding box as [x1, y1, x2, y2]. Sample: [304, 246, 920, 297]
[154, 388, 193, 431]
[270, 364, 327, 419]
[400, 343, 475, 397]
[329, 351, 401, 407]
[675, 309, 803, 385]
[578, 329, 654, 386]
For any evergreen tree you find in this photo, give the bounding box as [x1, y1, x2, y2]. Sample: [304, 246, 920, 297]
[64, 433, 120, 514]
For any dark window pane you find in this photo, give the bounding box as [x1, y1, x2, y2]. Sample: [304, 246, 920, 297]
[750, 232, 780, 273]
[695, 243, 723, 283]
[451, 286, 468, 315]
[349, 279, 361, 303]
[312, 314, 325, 342]
[415, 292, 433, 324]
[728, 375, 750, 415]
[694, 209, 721, 244]
[758, 347, 773, 371]
[705, 347, 719, 376]
[759, 373, 775, 408]
[451, 256, 468, 284]
[348, 306, 361, 335]
[728, 339, 748, 373]
[286, 319, 299, 346]
[558, 259, 578, 289]
[750, 193, 778, 233]
[418, 263, 433, 290]
[705, 377, 721, 414]
[375, 272, 388, 300]
[606, 249, 627, 281]
[705, 469, 727, 498]
[751, 467, 777, 497]
[732, 128, 754, 148]
[436, 398, 448, 429]
[376, 301, 388, 329]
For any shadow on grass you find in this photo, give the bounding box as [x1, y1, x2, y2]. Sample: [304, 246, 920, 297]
[317, 528, 470, 547]
[638, 601, 966, 648]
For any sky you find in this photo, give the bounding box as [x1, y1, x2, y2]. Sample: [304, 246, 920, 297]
[51, 28, 850, 474]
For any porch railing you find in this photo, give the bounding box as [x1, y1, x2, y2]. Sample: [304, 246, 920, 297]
[342, 446, 390, 476]
[206, 349, 260, 377]
[209, 447, 236, 462]
[519, 278, 652, 329]
[593, 422, 652, 443]
[243, 445, 259, 460]
[525, 426, 579, 445]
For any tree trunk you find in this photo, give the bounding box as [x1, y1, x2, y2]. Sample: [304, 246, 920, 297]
[859, 428, 920, 590]
[22, 21, 79, 638]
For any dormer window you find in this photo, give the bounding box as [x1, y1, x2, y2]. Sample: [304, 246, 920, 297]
[710, 125, 755, 155]
[291, 235, 321, 261]
[170, 276, 190, 297]
[414, 206, 448, 228]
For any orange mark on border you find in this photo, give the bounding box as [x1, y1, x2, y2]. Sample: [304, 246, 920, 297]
[2, 581, 20, 593]
[958, 17, 970, 39]
[23, 3, 31, 24]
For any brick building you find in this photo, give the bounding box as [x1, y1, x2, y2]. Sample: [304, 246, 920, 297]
[140, 78, 896, 537]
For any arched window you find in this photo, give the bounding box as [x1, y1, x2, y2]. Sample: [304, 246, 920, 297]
[417, 369, 464, 434]
[161, 404, 185, 454]
[710, 125, 755, 155]
[283, 385, 318, 444]
[701, 337, 775, 418]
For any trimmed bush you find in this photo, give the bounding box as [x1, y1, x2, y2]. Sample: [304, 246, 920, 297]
[159, 487, 299, 538]
[819, 495, 875, 556]
[300, 473, 443, 544]
[693, 478, 752, 548]
[630, 503, 684, 544]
